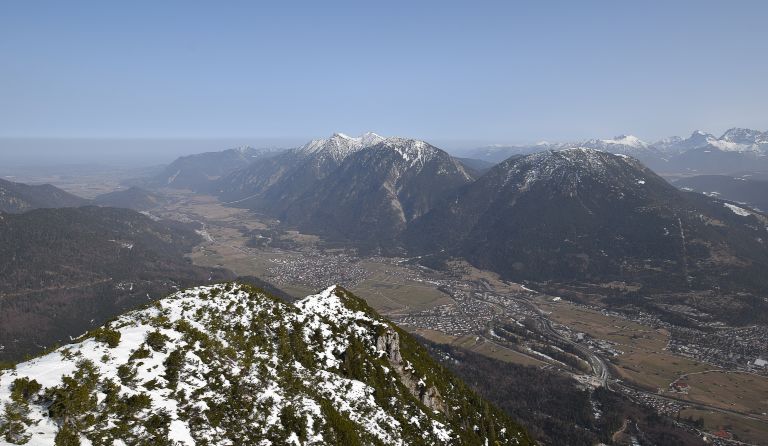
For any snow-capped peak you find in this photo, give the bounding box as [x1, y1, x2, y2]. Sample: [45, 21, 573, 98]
[681, 130, 716, 148]
[656, 128, 768, 153]
[359, 131, 385, 146]
[579, 135, 654, 156]
[299, 132, 386, 161]
[500, 148, 643, 191]
[602, 135, 649, 148]
[296, 132, 448, 167]
[719, 127, 768, 145]
[378, 137, 441, 165]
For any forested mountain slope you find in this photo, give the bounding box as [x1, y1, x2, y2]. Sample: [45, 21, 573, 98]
[0, 206, 232, 362]
[0, 283, 533, 445]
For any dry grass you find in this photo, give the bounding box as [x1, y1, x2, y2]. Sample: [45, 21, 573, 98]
[679, 408, 768, 446]
[540, 299, 713, 386]
[353, 262, 454, 314]
[682, 371, 768, 417]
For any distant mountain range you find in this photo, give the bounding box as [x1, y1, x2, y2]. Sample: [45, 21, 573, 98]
[1, 176, 165, 213]
[463, 128, 768, 175]
[140, 146, 286, 191]
[646, 128, 768, 174]
[454, 157, 495, 175]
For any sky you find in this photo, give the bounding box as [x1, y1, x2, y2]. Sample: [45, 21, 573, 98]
[1, 0, 767, 164]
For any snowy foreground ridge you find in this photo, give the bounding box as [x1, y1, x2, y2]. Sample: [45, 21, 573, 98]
[0, 283, 531, 445]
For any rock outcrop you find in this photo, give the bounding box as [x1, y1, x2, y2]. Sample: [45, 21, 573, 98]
[376, 327, 447, 413]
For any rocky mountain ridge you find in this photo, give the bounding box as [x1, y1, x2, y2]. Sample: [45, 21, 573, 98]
[0, 283, 532, 445]
[216, 133, 475, 251]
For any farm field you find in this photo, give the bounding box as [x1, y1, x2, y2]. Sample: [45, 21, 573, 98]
[538, 297, 713, 389]
[681, 371, 768, 418]
[679, 408, 768, 446]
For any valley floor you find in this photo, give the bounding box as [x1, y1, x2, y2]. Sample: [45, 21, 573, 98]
[140, 189, 768, 445]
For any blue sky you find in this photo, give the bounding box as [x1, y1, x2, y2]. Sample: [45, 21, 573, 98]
[1, 0, 767, 146]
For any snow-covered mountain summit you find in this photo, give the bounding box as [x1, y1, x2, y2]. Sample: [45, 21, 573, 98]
[0, 283, 531, 445]
[654, 130, 717, 154]
[590, 134, 649, 149]
[374, 137, 446, 168]
[296, 132, 449, 167]
[501, 147, 650, 192]
[655, 128, 768, 154]
[578, 135, 660, 159]
[464, 127, 768, 168]
[718, 127, 768, 150]
[298, 132, 386, 162]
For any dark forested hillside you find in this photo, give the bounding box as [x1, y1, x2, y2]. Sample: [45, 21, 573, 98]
[662, 147, 768, 175]
[0, 178, 88, 213]
[406, 149, 768, 296]
[93, 186, 164, 211]
[0, 206, 233, 362]
[673, 175, 768, 212]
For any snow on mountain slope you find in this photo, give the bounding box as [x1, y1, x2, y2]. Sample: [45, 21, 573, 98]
[294, 132, 454, 168]
[579, 129, 768, 154]
[298, 132, 385, 162]
[376, 137, 450, 171]
[720, 128, 767, 145]
[656, 128, 768, 154]
[406, 147, 768, 298]
[578, 135, 662, 160]
[595, 134, 648, 149]
[654, 130, 718, 154]
[465, 136, 660, 165]
[499, 147, 651, 193]
[0, 283, 531, 445]
[273, 136, 475, 249]
[465, 128, 768, 166]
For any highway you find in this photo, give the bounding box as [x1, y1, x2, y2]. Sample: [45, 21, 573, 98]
[517, 294, 768, 426]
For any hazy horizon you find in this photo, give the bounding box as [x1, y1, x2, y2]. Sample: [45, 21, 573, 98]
[0, 137, 306, 167]
[1, 123, 766, 167]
